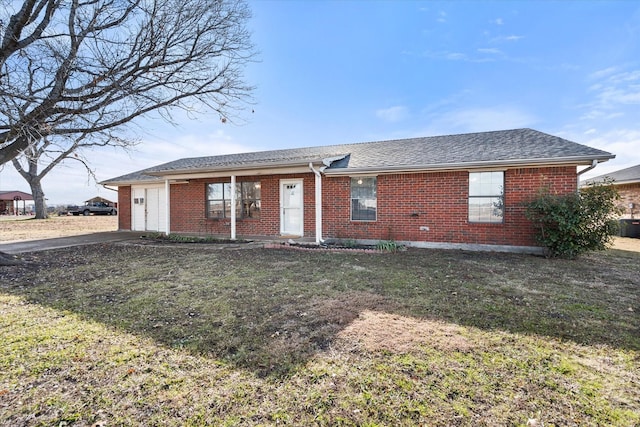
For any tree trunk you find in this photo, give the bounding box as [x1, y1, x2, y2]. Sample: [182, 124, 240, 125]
[13, 153, 49, 219]
[30, 179, 48, 219]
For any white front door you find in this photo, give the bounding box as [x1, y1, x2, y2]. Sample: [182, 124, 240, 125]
[131, 185, 166, 232]
[132, 187, 146, 231]
[146, 188, 160, 231]
[280, 179, 303, 236]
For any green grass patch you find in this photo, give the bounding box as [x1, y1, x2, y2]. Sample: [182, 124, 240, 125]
[1, 244, 638, 425]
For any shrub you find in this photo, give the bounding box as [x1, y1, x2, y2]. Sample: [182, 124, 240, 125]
[525, 180, 622, 258]
[375, 240, 403, 252]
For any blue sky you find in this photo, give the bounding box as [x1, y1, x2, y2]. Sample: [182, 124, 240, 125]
[2, 0, 639, 205]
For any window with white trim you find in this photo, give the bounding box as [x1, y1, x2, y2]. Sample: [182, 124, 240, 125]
[468, 171, 504, 223]
[207, 182, 261, 219]
[351, 177, 377, 221]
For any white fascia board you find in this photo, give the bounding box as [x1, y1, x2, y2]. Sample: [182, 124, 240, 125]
[100, 178, 163, 187]
[149, 164, 320, 181]
[322, 156, 615, 177]
[146, 158, 328, 177]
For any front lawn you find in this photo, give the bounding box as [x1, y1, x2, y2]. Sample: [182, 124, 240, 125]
[1, 244, 638, 426]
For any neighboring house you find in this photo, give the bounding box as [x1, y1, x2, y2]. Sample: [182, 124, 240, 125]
[84, 196, 118, 209]
[0, 190, 33, 215]
[85, 196, 116, 206]
[101, 128, 614, 253]
[582, 164, 640, 219]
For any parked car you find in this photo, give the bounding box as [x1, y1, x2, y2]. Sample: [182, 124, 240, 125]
[58, 204, 80, 216]
[68, 201, 117, 216]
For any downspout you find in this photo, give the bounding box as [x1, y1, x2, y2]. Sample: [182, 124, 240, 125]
[309, 163, 324, 244]
[576, 159, 598, 191]
[164, 179, 170, 235]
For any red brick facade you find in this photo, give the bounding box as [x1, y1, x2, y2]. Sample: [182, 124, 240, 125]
[166, 174, 318, 237]
[616, 183, 640, 219]
[117, 165, 578, 248]
[322, 166, 576, 247]
[117, 186, 131, 231]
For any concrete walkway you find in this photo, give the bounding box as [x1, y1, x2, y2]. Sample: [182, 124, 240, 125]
[0, 231, 147, 255]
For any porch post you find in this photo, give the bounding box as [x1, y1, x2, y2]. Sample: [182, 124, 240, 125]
[230, 175, 237, 240]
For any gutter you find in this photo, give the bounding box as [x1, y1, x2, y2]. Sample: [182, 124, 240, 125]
[309, 163, 324, 244]
[577, 159, 599, 177]
[576, 159, 599, 190]
[322, 155, 615, 176]
[101, 184, 118, 192]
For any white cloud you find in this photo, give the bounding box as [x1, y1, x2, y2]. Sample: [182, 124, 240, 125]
[488, 35, 524, 43]
[588, 67, 618, 80]
[445, 52, 468, 61]
[422, 50, 498, 63]
[578, 128, 640, 179]
[493, 18, 504, 25]
[375, 106, 410, 123]
[477, 48, 502, 55]
[581, 68, 640, 120]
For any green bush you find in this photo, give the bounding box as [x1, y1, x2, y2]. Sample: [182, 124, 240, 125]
[375, 240, 403, 252]
[525, 180, 622, 258]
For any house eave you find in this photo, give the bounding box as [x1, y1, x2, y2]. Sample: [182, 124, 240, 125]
[149, 164, 322, 181]
[323, 156, 614, 176]
[614, 179, 640, 185]
[583, 178, 640, 186]
[99, 178, 164, 187]
[146, 159, 327, 178]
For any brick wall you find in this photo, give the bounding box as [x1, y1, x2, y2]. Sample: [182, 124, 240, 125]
[615, 183, 640, 218]
[322, 166, 577, 247]
[169, 174, 317, 238]
[117, 186, 131, 230]
[119, 166, 578, 247]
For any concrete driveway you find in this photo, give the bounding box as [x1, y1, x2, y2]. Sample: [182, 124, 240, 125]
[0, 231, 146, 255]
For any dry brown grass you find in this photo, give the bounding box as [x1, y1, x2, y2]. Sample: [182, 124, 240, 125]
[0, 215, 117, 242]
[1, 243, 638, 426]
[611, 236, 640, 252]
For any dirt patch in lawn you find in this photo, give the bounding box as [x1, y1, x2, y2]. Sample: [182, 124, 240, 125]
[0, 215, 117, 242]
[338, 310, 474, 353]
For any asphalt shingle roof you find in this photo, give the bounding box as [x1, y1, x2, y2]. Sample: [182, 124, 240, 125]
[102, 128, 614, 185]
[582, 163, 640, 185]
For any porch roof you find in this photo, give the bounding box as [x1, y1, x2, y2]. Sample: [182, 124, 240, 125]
[0, 190, 33, 201]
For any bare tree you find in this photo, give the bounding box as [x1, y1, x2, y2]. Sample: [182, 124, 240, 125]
[12, 133, 130, 218]
[0, 0, 255, 167]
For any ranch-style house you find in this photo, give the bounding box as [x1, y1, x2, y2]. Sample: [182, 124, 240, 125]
[101, 128, 614, 253]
